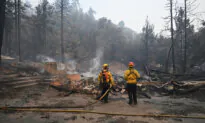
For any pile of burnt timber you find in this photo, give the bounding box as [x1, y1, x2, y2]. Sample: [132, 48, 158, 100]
[0, 74, 54, 89]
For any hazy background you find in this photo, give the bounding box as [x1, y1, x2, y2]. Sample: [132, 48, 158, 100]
[28, 0, 205, 33]
[2, 0, 205, 75]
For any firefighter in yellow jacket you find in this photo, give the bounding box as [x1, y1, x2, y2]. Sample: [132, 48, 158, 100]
[124, 62, 140, 105]
[97, 64, 115, 103]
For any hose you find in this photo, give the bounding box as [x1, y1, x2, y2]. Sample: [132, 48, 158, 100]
[1, 108, 205, 120]
[85, 85, 112, 107]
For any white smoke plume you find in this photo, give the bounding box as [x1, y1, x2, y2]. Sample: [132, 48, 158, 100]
[36, 55, 56, 62]
[83, 48, 104, 77]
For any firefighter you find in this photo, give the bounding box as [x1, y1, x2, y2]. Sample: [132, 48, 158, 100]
[97, 64, 115, 103]
[124, 62, 140, 105]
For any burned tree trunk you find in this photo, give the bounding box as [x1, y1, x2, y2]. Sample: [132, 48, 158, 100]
[145, 24, 149, 65]
[18, 0, 21, 62]
[60, 0, 65, 63]
[0, 0, 6, 65]
[15, 0, 18, 55]
[183, 0, 187, 73]
[4, 28, 9, 54]
[170, 0, 175, 74]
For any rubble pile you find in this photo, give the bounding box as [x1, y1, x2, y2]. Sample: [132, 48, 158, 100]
[1, 59, 205, 101]
[48, 65, 205, 100]
[50, 75, 100, 96]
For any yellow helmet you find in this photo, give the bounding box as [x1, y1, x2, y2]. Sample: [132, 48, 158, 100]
[102, 64, 109, 69]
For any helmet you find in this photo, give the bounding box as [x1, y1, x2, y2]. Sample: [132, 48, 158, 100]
[128, 62, 134, 67]
[103, 64, 109, 69]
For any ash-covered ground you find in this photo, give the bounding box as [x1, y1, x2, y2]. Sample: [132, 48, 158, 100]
[0, 85, 205, 123]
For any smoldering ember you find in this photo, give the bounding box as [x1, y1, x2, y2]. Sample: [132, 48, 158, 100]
[1, 0, 205, 123]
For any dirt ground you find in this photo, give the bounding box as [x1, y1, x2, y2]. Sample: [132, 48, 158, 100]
[0, 85, 205, 123]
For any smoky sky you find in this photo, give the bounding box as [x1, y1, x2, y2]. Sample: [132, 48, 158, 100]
[27, 0, 205, 33]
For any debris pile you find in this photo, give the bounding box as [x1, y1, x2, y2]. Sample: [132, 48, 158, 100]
[50, 75, 100, 95]
[1, 59, 205, 101]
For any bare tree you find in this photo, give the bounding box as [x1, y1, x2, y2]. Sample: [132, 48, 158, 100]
[184, 0, 187, 73]
[18, 0, 21, 61]
[183, 0, 204, 73]
[15, 0, 18, 57]
[164, 0, 176, 73]
[144, 18, 149, 65]
[142, 17, 155, 65]
[0, 0, 6, 65]
[170, 0, 176, 74]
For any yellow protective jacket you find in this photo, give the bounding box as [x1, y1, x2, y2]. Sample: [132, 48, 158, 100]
[98, 70, 115, 86]
[124, 68, 140, 84]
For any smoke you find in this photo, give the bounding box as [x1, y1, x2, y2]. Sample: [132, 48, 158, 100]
[36, 54, 78, 74]
[36, 48, 104, 76]
[57, 60, 78, 74]
[66, 60, 78, 74]
[89, 48, 103, 73]
[36, 55, 56, 62]
[83, 48, 104, 77]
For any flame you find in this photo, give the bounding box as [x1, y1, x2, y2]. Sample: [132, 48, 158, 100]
[50, 82, 62, 86]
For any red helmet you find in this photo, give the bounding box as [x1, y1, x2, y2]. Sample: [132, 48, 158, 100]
[128, 62, 134, 67]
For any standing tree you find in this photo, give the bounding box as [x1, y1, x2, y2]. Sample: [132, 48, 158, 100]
[173, 0, 198, 73]
[174, 7, 185, 72]
[4, 0, 18, 55]
[15, 0, 18, 57]
[170, 0, 175, 74]
[184, 0, 187, 73]
[54, 0, 70, 62]
[0, 0, 6, 65]
[18, 0, 21, 61]
[88, 7, 96, 19]
[61, 0, 65, 63]
[142, 17, 155, 65]
[34, 0, 54, 55]
[42, 0, 48, 50]
[164, 0, 176, 74]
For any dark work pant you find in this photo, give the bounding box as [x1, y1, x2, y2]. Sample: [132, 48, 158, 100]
[97, 83, 110, 102]
[127, 84, 137, 104]
[100, 87, 109, 103]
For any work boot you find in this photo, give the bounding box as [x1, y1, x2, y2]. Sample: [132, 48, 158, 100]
[128, 101, 132, 105]
[104, 97, 108, 103]
[134, 99, 137, 105]
[104, 100, 108, 103]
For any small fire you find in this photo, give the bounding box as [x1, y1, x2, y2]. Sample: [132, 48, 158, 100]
[50, 82, 62, 86]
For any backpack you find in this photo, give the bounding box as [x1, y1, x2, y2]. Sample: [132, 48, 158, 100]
[100, 70, 110, 88]
[101, 70, 109, 83]
[127, 69, 137, 80]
